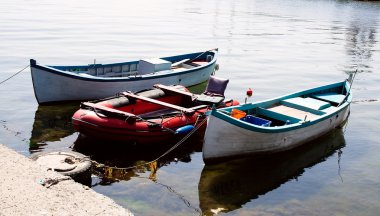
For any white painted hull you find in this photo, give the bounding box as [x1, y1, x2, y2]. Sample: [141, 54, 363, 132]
[31, 65, 214, 104]
[203, 105, 350, 162]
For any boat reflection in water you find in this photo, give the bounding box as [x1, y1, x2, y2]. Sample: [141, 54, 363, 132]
[198, 129, 346, 215]
[73, 134, 203, 185]
[29, 103, 79, 152]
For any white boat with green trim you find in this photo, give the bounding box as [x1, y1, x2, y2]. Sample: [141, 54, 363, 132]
[30, 49, 218, 104]
[203, 80, 352, 164]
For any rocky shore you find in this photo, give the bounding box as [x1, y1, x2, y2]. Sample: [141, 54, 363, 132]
[0, 144, 133, 216]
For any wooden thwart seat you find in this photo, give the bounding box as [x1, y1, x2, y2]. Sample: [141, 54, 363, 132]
[81, 102, 137, 119]
[282, 97, 331, 111]
[312, 93, 346, 105]
[120, 91, 195, 115]
[268, 105, 321, 121]
[257, 107, 301, 124]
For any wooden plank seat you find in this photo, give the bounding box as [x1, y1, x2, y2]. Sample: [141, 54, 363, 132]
[267, 105, 321, 121]
[81, 102, 137, 119]
[190, 104, 209, 110]
[120, 91, 195, 116]
[281, 97, 331, 111]
[257, 107, 301, 124]
[312, 93, 346, 105]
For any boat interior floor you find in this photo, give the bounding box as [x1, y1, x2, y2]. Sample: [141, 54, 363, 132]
[139, 108, 180, 119]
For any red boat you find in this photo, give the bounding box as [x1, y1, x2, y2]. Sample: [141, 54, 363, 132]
[72, 77, 239, 144]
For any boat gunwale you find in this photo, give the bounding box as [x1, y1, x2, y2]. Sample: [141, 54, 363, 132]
[30, 50, 218, 82]
[209, 81, 351, 133]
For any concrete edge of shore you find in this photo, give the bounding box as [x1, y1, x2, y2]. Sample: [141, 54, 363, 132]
[0, 144, 133, 216]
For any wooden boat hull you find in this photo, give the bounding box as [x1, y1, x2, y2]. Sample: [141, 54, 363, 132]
[30, 50, 218, 104]
[203, 81, 351, 164]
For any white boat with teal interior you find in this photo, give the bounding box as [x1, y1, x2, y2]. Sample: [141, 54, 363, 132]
[203, 79, 352, 164]
[30, 49, 218, 104]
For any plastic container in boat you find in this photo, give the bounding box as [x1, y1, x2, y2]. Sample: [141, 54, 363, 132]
[240, 115, 271, 127]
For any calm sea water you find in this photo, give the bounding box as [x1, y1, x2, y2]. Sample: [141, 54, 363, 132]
[1, 0, 380, 215]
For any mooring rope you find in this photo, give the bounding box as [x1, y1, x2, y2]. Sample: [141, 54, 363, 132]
[93, 116, 208, 171]
[0, 65, 30, 85]
[0, 119, 29, 144]
[134, 175, 203, 215]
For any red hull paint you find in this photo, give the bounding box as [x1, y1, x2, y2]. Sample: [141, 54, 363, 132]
[72, 86, 239, 144]
[73, 115, 209, 144]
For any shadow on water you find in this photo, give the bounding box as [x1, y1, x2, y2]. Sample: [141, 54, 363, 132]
[73, 133, 204, 186]
[29, 102, 79, 152]
[198, 129, 346, 215]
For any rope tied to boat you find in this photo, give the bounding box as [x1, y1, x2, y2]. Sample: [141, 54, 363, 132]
[0, 64, 30, 85]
